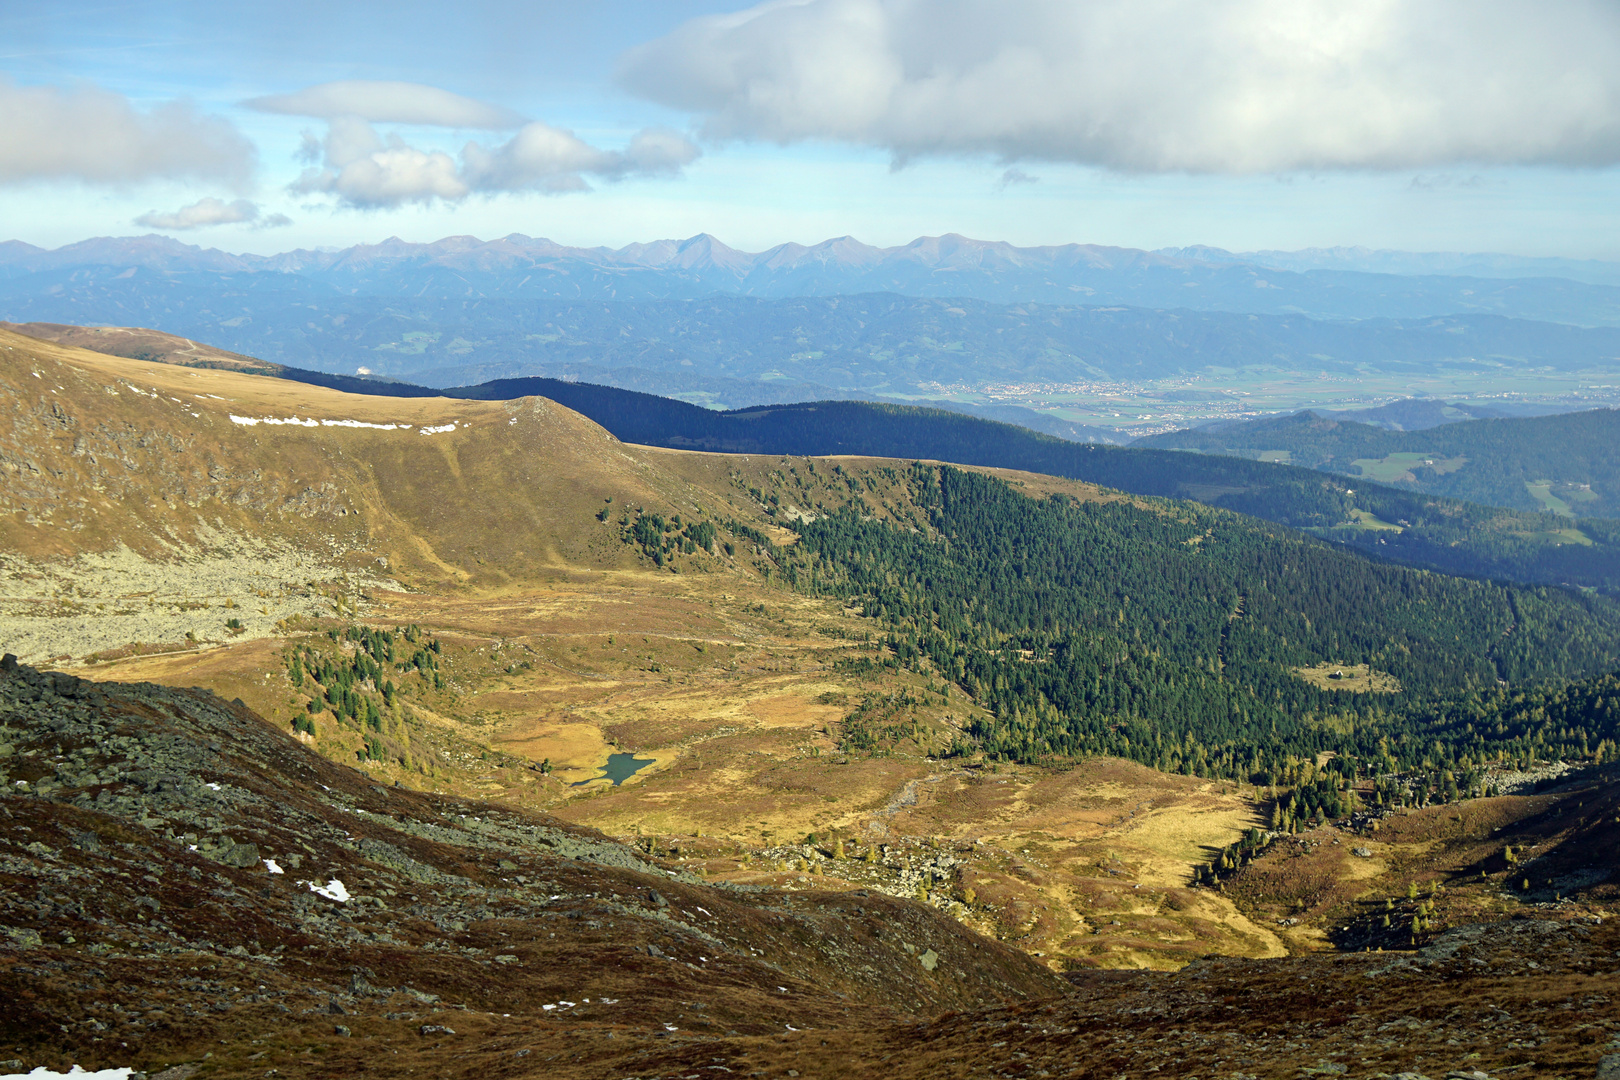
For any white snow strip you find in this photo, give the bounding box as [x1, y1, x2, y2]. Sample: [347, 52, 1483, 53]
[0, 1067, 135, 1079]
[228, 414, 412, 431]
[205, 782, 221, 790]
[320, 418, 402, 430]
[264, 859, 284, 875]
[230, 414, 315, 427]
[303, 878, 350, 903]
[419, 423, 456, 435]
[559, 1000, 576, 1008]
[541, 1004, 555, 1011]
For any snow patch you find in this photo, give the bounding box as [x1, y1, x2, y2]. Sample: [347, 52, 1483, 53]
[419, 423, 456, 435]
[230, 414, 315, 427]
[1, 1068, 135, 1079]
[302, 878, 350, 903]
[264, 859, 284, 874]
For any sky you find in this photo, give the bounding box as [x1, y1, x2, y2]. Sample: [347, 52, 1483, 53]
[5, 0, 1620, 259]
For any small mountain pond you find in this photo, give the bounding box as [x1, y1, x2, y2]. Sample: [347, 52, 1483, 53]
[571, 752, 657, 787]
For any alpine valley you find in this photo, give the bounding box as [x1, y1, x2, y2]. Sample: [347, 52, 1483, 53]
[0, 321, 1618, 1079]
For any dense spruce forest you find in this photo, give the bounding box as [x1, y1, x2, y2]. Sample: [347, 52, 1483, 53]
[1138, 407, 1620, 519]
[724, 464, 1620, 788]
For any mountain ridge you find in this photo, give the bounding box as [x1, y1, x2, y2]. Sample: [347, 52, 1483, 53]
[8, 231, 1620, 326]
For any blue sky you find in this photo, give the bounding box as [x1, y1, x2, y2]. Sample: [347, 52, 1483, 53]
[5, 0, 1620, 258]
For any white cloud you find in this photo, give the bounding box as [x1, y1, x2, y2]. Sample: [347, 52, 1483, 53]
[294, 116, 468, 207]
[0, 76, 254, 186]
[462, 123, 701, 192]
[617, 0, 1620, 174]
[135, 197, 266, 229]
[244, 80, 526, 129]
[293, 117, 700, 209]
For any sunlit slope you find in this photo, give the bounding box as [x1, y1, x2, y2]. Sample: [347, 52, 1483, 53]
[0, 326, 671, 579]
[0, 320, 281, 373]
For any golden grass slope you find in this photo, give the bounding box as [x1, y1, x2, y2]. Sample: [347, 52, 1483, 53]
[0, 326, 675, 577]
[1, 320, 282, 373]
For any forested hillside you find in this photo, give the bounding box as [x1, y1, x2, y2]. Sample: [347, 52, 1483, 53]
[441, 379, 1620, 592]
[763, 464, 1620, 786]
[1137, 408, 1620, 519]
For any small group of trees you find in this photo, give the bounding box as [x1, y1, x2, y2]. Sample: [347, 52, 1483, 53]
[616, 508, 729, 567]
[285, 624, 443, 769]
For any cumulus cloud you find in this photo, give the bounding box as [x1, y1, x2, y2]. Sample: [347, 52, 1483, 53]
[133, 197, 292, 230]
[244, 80, 525, 129]
[293, 116, 700, 208]
[294, 116, 469, 206]
[616, 0, 1620, 174]
[0, 76, 254, 186]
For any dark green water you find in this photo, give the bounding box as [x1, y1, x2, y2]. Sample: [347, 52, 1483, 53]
[571, 752, 656, 787]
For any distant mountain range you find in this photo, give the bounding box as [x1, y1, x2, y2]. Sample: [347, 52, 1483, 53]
[6, 232, 1620, 327]
[5, 233, 1620, 417]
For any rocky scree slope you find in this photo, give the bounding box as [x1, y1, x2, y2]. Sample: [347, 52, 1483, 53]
[0, 656, 1063, 1077]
